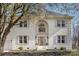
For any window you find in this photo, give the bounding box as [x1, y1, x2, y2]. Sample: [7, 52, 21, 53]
[57, 20, 61, 27]
[18, 36, 28, 44]
[24, 36, 27, 43]
[57, 20, 66, 27]
[57, 35, 65, 43]
[19, 21, 27, 27]
[62, 36, 65, 43]
[62, 20, 65, 27]
[19, 21, 23, 27]
[37, 20, 48, 33]
[24, 21, 27, 27]
[39, 23, 45, 32]
[19, 36, 22, 43]
[58, 36, 60, 43]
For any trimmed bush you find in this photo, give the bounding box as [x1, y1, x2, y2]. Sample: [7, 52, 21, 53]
[18, 47, 23, 50]
[60, 47, 65, 50]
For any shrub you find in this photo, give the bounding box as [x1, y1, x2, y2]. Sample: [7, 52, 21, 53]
[54, 47, 57, 49]
[27, 47, 29, 49]
[60, 47, 65, 50]
[18, 47, 23, 50]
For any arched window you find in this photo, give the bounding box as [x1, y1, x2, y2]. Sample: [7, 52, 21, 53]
[38, 23, 46, 32]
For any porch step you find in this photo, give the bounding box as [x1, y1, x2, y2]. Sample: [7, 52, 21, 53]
[36, 46, 47, 50]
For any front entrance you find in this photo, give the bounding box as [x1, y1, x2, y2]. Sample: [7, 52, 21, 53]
[36, 35, 48, 50]
[36, 20, 48, 50]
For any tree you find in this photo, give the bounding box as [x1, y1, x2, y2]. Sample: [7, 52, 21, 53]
[0, 3, 30, 53]
[0, 3, 47, 54]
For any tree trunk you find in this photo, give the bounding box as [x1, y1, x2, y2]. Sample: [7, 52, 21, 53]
[0, 46, 4, 55]
[0, 33, 8, 55]
[0, 38, 4, 55]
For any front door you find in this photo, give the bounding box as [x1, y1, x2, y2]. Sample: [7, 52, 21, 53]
[36, 36, 48, 50]
[38, 36, 46, 46]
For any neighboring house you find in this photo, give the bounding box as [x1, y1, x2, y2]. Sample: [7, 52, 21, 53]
[4, 10, 73, 52]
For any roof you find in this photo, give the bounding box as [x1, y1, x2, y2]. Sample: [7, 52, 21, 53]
[6, 9, 73, 20]
[46, 10, 73, 17]
[46, 10, 65, 16]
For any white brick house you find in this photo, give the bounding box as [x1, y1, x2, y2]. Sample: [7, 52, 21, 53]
[4, 11, 73, 52]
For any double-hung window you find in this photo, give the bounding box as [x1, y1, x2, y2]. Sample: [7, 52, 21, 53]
[57, 35, 66, 44]
[19, 21, 27, 27]
[18, 36, 28, 44]
[57, 20, 66, 27]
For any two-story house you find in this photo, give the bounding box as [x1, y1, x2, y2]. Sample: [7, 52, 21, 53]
[4, 10, 73, 52]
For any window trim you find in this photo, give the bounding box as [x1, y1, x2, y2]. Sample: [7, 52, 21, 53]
[57, 35, 66, 44]
[38, 22, 47, 33]
[19, 20, 28, 28]
[17, 35, 28, 44]
[38, 23, 46, 32]
[56, 20, 66, 27]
